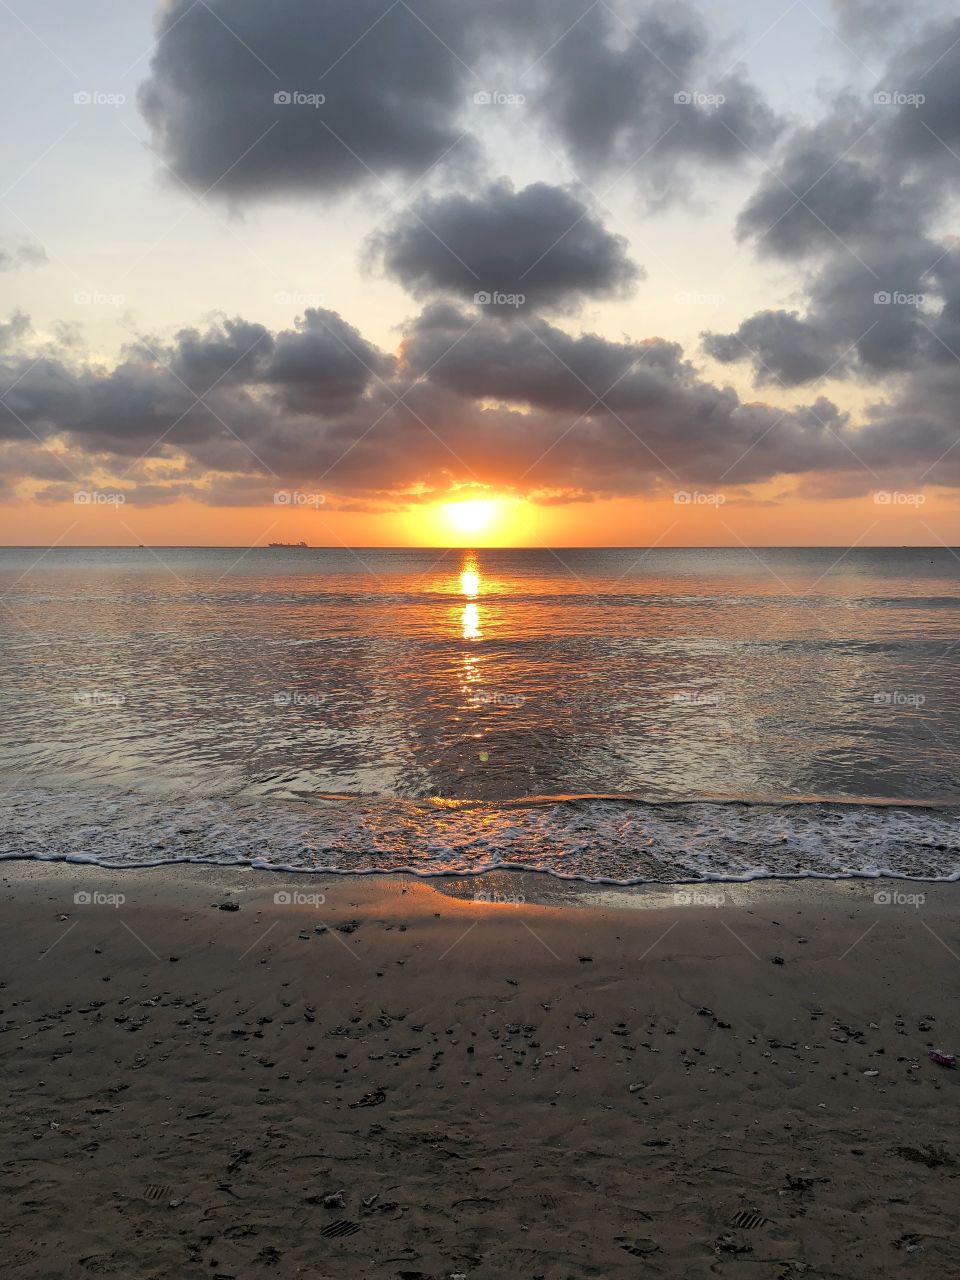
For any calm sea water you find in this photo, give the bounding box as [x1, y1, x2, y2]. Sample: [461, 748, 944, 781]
[2, 546, 959, 881]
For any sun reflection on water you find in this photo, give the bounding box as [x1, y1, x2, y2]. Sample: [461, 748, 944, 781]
[461, 601, 481, 640]
[459, 554, 482, 639]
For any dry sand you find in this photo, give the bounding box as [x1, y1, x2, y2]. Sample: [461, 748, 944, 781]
[0, 862, 958, 1279]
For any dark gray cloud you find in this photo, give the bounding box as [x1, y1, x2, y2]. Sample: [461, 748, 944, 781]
[734, 120, 915, 262]
[735, 17, 960, 264]
[261, 308, 394, 410]
[523, 3, 782, 200]
[7, 281, 960, 508]
[401, 301, 691, 414]
[707, 16, 960, 391]
[705, 239, 954, 386]
[162, 309, 392, 411]
[138, 0, 781, 207]
[0, 302, 910, 503]
[703, 310, 845, 386]
[166, 317, 274, 389]
[397, 304, 869, 488]
[368, 181, 642, 312]
[0, 308, 390, 468]
[139, 0, 483, 200]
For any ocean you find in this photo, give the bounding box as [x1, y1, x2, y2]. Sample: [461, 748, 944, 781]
[2, 545, 959, 882]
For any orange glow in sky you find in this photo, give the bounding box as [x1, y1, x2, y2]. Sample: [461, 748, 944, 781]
[398, 494, 536, 546]
[5, 485, 960, 547]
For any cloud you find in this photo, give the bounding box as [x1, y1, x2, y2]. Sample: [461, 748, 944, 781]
[0, 242, 46, 272]
[831, 0, 908, 50]
[706, 16, 960, 390]
[703, 310, 846, 386]
[734, 16, 960, 264]
[523, 2, 783, 201]
[832, 0, 942, 52]
[0, 312, 31, 350]
[368, 181, 642, 312]
[138, 0, 781, 208]
[398, 304, 867, 488]
[139, 0, 486, 200]
[261, 308, 395, 409]
[401, 301, 691, 414]
[8, 284, 960, 509]
[0, 303, 857, 502]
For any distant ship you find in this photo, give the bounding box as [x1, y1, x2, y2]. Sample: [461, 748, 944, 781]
[267, 540, 309, 548]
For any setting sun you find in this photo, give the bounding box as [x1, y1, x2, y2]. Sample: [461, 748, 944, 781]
[404, 495, 535, 546]
[444, 499, 498, 537]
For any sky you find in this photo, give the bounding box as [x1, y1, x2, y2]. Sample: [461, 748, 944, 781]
[1, 0, 959, 547]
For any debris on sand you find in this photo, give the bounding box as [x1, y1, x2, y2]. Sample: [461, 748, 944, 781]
[927, 1048, 957, 1068]
[349, 1089, 386, 1109]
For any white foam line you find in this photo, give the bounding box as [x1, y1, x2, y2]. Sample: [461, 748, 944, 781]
[2, 787, 959, 886]
[1, 850, 959, 888]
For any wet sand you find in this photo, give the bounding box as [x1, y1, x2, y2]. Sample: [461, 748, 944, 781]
[0, 862, 958, 1278]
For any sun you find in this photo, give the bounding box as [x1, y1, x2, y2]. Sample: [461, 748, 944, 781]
[405, 493, 530, 545]
[443, 498, 498, 537]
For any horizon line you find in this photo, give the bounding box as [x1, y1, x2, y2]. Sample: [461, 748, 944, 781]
[0, 544, 956, 552]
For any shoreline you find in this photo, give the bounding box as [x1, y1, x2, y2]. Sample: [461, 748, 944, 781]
[2, 851, 960, 894]
[2, 862, 958, 1277]
[5, 785, 960, 887]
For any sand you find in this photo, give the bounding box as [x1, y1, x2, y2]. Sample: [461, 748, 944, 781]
[0, 862, 958, 1279]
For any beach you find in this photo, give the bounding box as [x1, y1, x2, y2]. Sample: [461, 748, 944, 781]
[1, 862, 958, 1279]
[6, 0, 960, 1272]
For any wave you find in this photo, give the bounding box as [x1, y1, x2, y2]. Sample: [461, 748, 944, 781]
[8, 589, 960, 609]
[2, 785, 959, 885]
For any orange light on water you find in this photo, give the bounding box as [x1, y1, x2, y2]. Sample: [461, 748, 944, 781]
[459, 555, 482, 637]
[461, 601, 481, 640]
